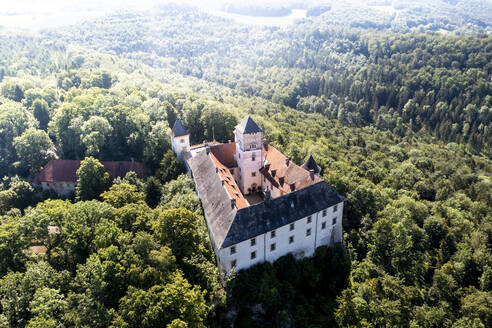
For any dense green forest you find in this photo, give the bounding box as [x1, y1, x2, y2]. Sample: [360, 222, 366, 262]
[0, 1, 491, 327]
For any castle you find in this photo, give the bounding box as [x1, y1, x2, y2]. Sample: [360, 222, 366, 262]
[171, 116, 345, 274]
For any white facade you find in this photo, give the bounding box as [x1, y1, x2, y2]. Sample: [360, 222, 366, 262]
[39, 181, 76, 197]
[217, 202, 344, 273]
[171, 134, 190, 160]
[234, 128, 264, 195]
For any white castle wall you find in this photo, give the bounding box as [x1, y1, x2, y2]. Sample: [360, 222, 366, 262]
[218, 202, 344, 274]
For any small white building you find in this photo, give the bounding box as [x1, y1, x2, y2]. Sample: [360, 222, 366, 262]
[173, 116, 345, 274]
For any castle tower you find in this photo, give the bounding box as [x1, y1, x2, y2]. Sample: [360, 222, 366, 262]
[171, 119, 190, 160]
[234, 116, 263, 195]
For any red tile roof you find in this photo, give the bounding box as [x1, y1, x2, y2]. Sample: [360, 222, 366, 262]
[29, 245, 48, 254]
[209, 143, 236, 168]
[33, 159, 147, 183]
[260, 144, 322, 194]
[204, 141, 321, 207]
[209, 151, 248, 210]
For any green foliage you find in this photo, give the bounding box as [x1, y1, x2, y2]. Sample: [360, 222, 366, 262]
[101, 183, 145, 208]
[143, 177, 162, 208]
[31, 99, 50, 131]
[13, 128, 56, 175]
[158, 150, 186, 184]
[0, 102, 38, 176]
[153, 208, 202, 260]
[229, 245, 350, 327]
[75, 157, 110, 201]
[118, 272, 208, 328]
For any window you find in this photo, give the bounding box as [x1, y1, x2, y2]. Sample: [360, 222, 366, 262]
[290, 223, 295, 231]
[271, 230, 276, 238]
[250, 238, 256, 246]
[230, 169, 234, 174]
[230, 246, 236, 255]
[306, 228, 312, 236]
[180, 139, 184, 143]
[289, 236, 294, 244]
[322, 209, 327, 217]
[270, 243, 276, 251]
[252, 172, 256, 177]
[252, 155, 256, 161]
[307, 216, 312, 224]
[239, 153, 241, 158]
[251, 251, 256, 260]
[332, 217, 337, 225]
[334, 204, 338, 212]
[231, 260, 237, 268]
[321, 222, 326, 230]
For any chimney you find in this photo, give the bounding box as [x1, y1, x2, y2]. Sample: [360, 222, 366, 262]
[228, 140, 231, 143]
[309, 169, 314, 180]
[285, 157, 290, 166]
[231, 199, 236, 209]
[264, 187, 271, 205]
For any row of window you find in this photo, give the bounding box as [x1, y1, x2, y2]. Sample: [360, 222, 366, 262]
[238, 152, 257, 160]
[230, 218, 338, 255]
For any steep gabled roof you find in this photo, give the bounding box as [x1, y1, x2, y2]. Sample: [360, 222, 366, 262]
[236, 115, 262, 134]
[172, 119, 189, 137]
[260, 144, 322, 193]
[301, 154, 322, 175]
[190, 150, 239, 248]
[33, 160, 147, 183]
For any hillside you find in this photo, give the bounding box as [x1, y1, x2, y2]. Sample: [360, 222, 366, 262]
[0, 2, 491, 327]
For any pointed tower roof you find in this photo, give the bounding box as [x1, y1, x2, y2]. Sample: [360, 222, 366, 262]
[301, 154, 321, 175]
[237, 115, 262, 134]
[172, 119, 188, 137]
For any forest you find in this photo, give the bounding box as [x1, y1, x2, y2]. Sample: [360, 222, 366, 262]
[0, 1, 491, 327]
